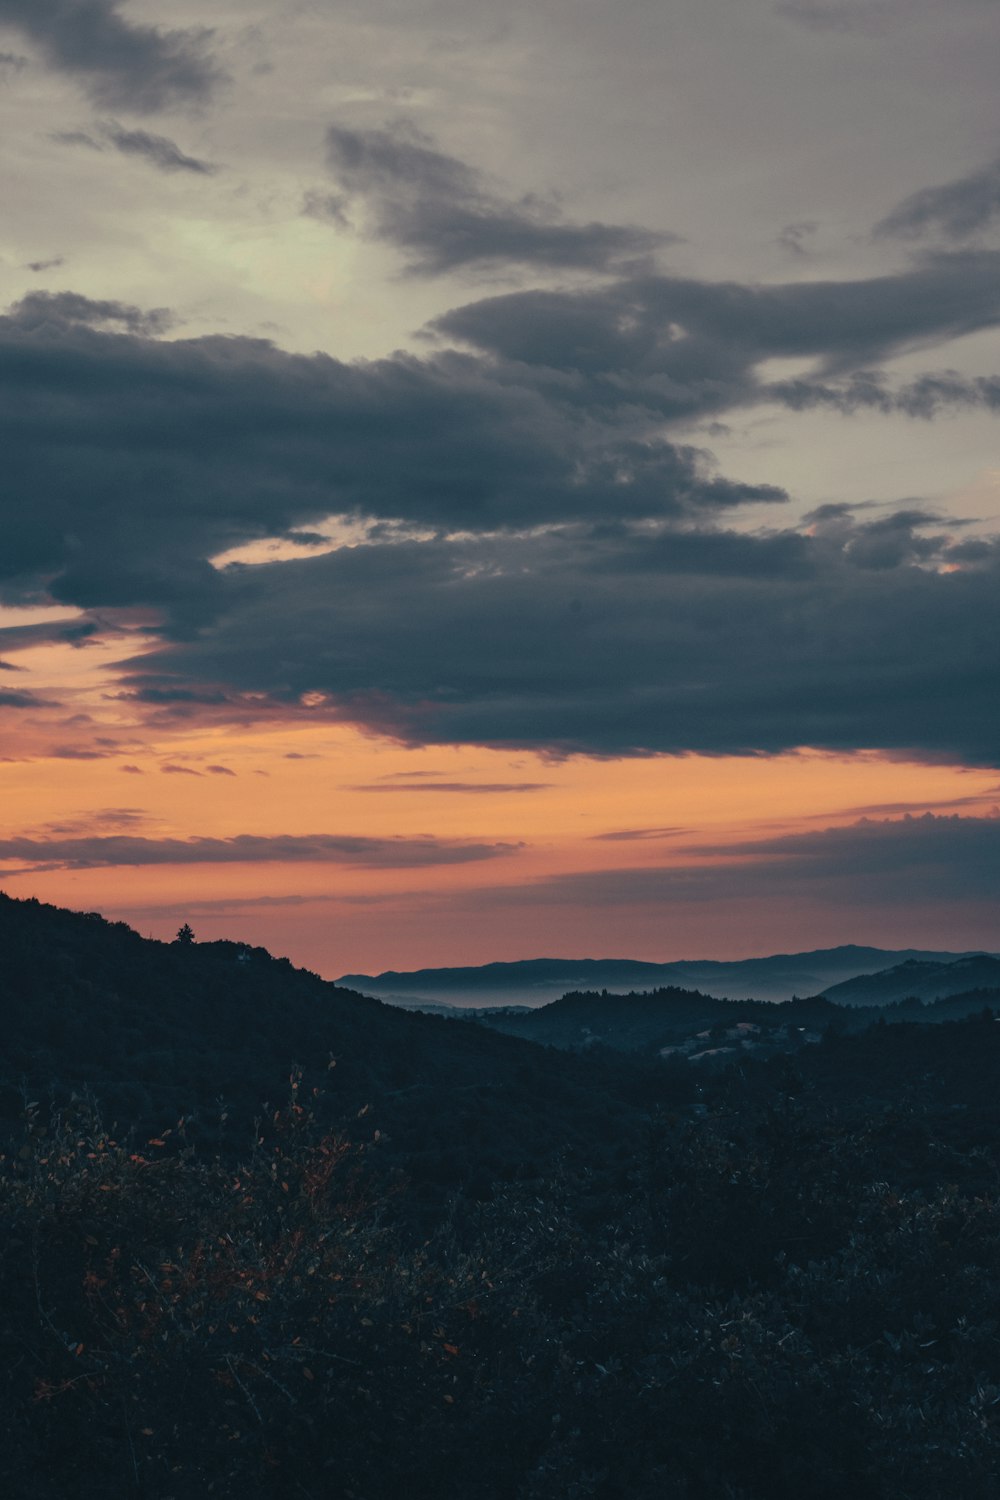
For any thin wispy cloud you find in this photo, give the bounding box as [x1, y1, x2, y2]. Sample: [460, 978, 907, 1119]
[349, 781, 550, 794]
[0, 831, 524, 872]
[53, 120, 217, 175]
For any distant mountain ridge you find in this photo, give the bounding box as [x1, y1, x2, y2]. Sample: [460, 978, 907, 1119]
[822, 953, 1000, 1007]
[339, 945, 989, 1008]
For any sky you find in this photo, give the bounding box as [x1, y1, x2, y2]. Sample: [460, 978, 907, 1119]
[0, 0, 998, 978]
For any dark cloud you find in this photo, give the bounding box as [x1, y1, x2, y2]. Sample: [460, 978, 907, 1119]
[8, 250, 997, 613]
[707, 811, 1000, 903]
[25, 255, 65, 272]
[482, 812, 1000, 911]
[0, 687, 53, 708]
[206, 764, 236, 776]
[875, 156, 1000, 241]
[120, 514, 1000, 765]
[316, 120, 670, 275]
[435, 254, 1000, 389]
[0, 0, 221, 112]
[0, 831, 522, 872]
[0, 48, 25, 75]
[0, 290, 790, 605]
[3, 256, 999, 768]
[54, 119, 216, 173]
[8, 288, 172, 335]
[119, 764, 144, 774]
[161, 762, 200, 776]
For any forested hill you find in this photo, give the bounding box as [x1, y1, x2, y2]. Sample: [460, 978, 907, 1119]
[6, 892, 1000, 1498]
[474, 982, 1000, 1054]
[0, 892, 657, 1183]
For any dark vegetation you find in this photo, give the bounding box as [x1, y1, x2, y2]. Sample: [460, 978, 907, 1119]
[3, 892, 1000, 1499]
[476, 981, 1000, 1054]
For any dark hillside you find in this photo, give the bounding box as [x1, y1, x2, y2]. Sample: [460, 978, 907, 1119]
[478, 986, 837, 1050]
[0, 893, 661, 1192]
[4, 893, 1000, 1500]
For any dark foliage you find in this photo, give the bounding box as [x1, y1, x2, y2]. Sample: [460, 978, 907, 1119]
[0, 893, 663, 1190]
[2, 893, 1000, 1498]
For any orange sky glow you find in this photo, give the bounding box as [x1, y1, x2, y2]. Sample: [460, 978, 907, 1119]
[2, 618, 996, 976]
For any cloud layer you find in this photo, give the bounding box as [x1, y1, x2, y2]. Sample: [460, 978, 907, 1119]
[122, 516, 1000, 763]
[2, 238, 999, 766]
[0, 831, 520, 873]
[482, 812, 1000, 911]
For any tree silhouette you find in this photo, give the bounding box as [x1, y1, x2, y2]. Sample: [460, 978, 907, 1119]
[175, 922, 195, 945]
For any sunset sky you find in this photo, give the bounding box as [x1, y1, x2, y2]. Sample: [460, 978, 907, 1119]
[0, 0, 998, 977]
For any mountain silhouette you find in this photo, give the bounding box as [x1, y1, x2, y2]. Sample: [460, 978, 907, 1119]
[340, 944, 984, 1007]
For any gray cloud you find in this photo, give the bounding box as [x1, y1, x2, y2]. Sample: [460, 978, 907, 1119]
[25, 255, 65, 272]
[3, 256, 999, 768]
[875, 156, 1000, 241]
[0, 288, 785, 606]
[54, 119, 216, 173]
[7, 250, 996, 608]
[316, 120, 670, 276]
[8, 288, 172, 334]
[435, 253, 1000, 388]
[767, 368, 1000, 417]
[0, 0, 221, 111]
[0, 830, 522, 873]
